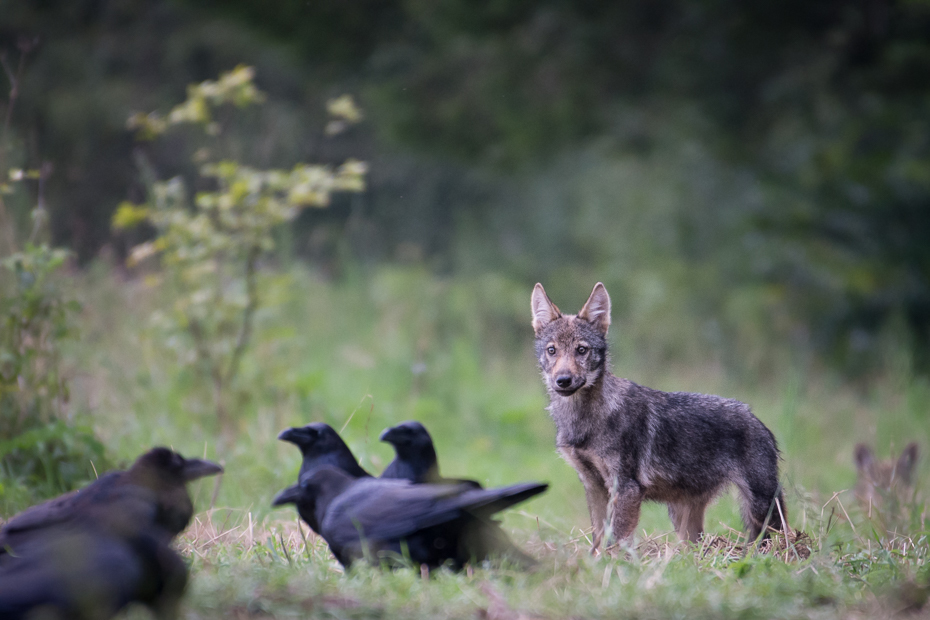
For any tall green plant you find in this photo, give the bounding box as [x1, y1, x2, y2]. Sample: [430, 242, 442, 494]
[114, 66, 366, 432]
[0, 241, 76, 438]
[0, 241, 107, 505]
[0, 46, 109, 509]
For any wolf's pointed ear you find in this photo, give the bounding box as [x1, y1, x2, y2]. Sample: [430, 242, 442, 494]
[854, 444, 873, 473]
[896, 442, 919, 484]
[531, 283, 562, 335]
[578, 282, 611, 335]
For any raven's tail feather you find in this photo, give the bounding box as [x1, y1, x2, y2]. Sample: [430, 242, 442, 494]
[457, 482, 548, 518]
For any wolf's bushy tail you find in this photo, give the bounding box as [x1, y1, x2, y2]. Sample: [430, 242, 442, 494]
[738, 463, 788, 540]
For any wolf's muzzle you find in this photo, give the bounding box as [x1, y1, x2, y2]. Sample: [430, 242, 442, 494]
[553, 375, 585, 396]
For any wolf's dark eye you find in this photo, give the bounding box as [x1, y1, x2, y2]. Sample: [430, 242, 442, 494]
[577, 346, 588, 355]
[547, 346, 556, 355]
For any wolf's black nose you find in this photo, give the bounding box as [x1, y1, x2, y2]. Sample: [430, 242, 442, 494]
[556, 376, 573, 388]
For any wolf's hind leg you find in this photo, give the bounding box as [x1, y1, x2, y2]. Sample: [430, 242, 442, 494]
[668, 500, 707, 543]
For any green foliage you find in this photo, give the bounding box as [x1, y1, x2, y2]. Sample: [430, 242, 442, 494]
[115, 67, 366, 431]
[0, 242, 76, 438]
[126, 64, 266, 140]
[0, 242, 110, 508]
[0, 420, 109, 514]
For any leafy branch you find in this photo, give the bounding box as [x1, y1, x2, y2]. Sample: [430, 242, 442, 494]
[115, 66, 367, 433]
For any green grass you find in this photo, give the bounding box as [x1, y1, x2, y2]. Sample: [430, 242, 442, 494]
[7, 262, 930, 618]
[159, 512, 926, 620]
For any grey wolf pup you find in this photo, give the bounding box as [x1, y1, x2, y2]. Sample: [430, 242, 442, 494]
[531, 282, 787, 550]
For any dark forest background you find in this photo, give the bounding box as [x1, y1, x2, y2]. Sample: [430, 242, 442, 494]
[2, 0, 930, 376]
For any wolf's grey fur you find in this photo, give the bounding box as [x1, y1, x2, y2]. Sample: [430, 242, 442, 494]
[532, 282, 787, 549]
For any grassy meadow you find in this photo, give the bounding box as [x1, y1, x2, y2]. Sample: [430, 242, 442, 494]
[10, 262, 930, 618]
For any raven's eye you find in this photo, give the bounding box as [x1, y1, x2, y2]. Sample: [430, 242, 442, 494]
[546, 346, 556, 355]
[577, 346, 588, 355]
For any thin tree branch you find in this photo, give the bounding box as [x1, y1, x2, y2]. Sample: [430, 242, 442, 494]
[188, 315, 229, 429]
[223, 245, 259, 385]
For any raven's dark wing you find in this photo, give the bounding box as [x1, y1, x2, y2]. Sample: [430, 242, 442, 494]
[322, 479, 547, 548]
[0, 472, 123, 535]
[320, 478, 468, 547]
[0, 479, 160, 555]
[0, 472, 136, 554]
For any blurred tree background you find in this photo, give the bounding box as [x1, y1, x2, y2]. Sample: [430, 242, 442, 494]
[2, 0, 930, 376]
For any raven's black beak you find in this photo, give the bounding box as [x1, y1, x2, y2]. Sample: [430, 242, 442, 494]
[271, 484, 302, 507]
[181, 458, 224, 482]
[378, 426, 397, 443]
[278, 426, 314, 445]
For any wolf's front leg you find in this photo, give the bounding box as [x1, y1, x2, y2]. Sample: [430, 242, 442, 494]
[562, 447, 611, 552]
[606, 478, 644, 545]
[581, 477, 610, 552]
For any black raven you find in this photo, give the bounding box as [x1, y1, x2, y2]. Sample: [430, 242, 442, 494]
[379, 420, 481, 488]
[278, 423, 372, 480]
[0, 524, 187, 620]
[273, 466, 546, 569]
[378, 421, 537, 566]
[0, 447, 223, 555]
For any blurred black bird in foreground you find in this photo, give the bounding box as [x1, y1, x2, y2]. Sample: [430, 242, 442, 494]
[0, 447, 222, 620]
[0, 447, 224, 555]
[278, 423, 372, 480]
[273, 465, 547, 569]
[0, 526, 188, 620]
[380, 420, 482, 488]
